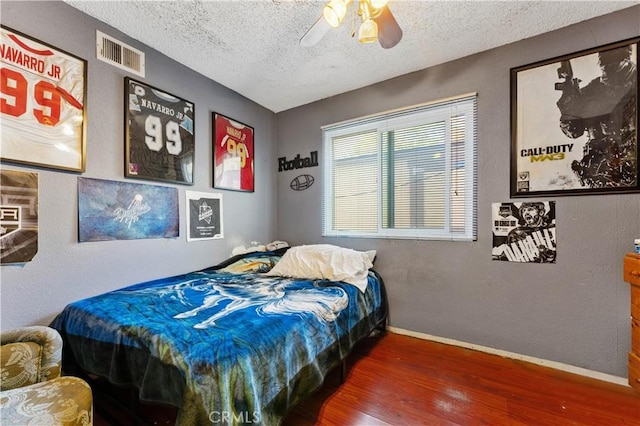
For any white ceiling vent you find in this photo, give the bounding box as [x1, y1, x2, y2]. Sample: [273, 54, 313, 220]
[96, 30, 145, 77]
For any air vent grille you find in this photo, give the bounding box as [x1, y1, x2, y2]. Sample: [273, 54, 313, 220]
[96, 30, 145, 77]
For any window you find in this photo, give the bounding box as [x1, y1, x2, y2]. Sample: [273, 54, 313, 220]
[322, 93, 477, 241]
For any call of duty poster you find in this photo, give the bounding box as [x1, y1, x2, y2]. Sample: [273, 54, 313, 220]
[1, 170, 38, 264]
[492, 201, 556, 263]
[511, 38, 638, 196]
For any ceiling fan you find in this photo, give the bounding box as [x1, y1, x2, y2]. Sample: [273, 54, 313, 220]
[300, 0, 403, 49]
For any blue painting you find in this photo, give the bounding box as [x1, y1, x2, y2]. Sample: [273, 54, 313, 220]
[78, 178, 179, 242]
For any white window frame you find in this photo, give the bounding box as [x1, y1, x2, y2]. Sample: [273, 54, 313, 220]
[322, 93, 477, 241]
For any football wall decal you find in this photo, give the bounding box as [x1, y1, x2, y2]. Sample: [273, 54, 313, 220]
[290, 174, 314, 191]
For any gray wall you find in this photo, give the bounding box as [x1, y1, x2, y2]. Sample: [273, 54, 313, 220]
[2, 1, 639, 379]
[276, 7, 640, 377]
[1, 1, 277, 329]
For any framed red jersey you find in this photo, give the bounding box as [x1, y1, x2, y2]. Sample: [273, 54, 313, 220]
[125, 77, 195, 185]
[213, 112, 254, 192]
[1, 26, 87, 172]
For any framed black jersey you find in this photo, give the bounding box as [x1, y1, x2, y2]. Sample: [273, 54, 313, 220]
[125, 77, 195, 185]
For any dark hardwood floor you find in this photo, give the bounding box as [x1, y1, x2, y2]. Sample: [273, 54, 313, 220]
[94, 331, 640, 425]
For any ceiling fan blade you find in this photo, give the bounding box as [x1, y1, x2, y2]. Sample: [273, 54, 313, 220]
[374, 5, 402, 49]
[300, 16, 331, 47]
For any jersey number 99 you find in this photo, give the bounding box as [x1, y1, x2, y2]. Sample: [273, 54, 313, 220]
[225, 139, 248, 168]
[145, 115, 182, 155]
[1, 67, 61, 126]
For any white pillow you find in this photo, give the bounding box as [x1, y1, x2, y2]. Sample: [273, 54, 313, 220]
[265, 244, 376, 292]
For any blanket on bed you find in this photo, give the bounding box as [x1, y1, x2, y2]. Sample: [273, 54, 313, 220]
[52, 253, 386, 425]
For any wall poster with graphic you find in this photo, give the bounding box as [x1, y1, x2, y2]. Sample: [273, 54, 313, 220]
[213, 112, 254, 192]
[125, 77, 195, 185]
[78, 177, 179, 242]
[511, 37, 638, 197]
[1, 169, 38, 264]
[186, 191, 223, 241]
[492, 201, 556, 263]
[1, 26, 87, 172]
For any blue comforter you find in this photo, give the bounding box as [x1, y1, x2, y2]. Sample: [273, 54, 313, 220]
[52, 252, 386, 425]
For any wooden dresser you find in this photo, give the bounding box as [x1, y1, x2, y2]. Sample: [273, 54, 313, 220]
[624, 252, 640, 392]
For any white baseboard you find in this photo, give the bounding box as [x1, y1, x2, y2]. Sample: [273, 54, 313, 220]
[386, 326, 629, 387]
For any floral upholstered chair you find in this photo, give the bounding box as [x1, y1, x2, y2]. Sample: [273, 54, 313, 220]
[0, 326, 93, 425]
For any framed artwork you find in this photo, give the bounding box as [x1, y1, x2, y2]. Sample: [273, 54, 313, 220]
[125, 77, 195, 185]
[510, 37, 638, 197]
[0, 26, 87, 172]
[1, 169, 39, 264]
[186, 191, 223, 241]
[213, 112, 254, 192]
[78, 177, 179, 242]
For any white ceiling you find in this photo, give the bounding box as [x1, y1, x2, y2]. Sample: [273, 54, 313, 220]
[63, 0, 638, 113]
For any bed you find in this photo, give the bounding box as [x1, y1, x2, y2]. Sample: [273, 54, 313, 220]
[51, 245, 387, 425]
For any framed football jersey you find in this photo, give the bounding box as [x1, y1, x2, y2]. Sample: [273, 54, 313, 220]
[125, 77, 195, 185]
[212, 112, 254, 192]
[1, 26, 87, 172]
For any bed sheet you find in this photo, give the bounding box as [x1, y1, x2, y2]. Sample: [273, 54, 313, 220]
[51, 252, 386, 425]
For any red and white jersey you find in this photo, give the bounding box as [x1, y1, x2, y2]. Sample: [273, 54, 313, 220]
[1, 28, 85, 170]
[214, 114, 254, 191]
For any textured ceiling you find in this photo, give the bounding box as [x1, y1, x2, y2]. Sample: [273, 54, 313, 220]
[63, 0, 638, 113]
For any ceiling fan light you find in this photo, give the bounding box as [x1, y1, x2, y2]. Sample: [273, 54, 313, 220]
[323, 0, 349, 28]
[369, 0, 388, 9]
[358, 19, 378, 43]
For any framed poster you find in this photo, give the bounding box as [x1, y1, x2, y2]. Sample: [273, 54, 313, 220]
[213, 112, 254, 192]
[491, 201, 556, 263]
[125, 77, 195, 185]
[1, 169, 38, 264]
[186, 191, 223, 241]
[78, 177, 179, 242]
[0, 26, 87, 172]
[511, 37, 638, 197]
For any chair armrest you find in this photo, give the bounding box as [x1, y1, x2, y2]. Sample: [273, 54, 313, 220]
[1, 326, 62, 382]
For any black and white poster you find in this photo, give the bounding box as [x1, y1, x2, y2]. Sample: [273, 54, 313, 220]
[186, 191, 223, 241]
[125, 77, 195, 185]
[511, 38, 638, 197]
[1, 170, 38, 264]
[492, 201, 556, 263]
